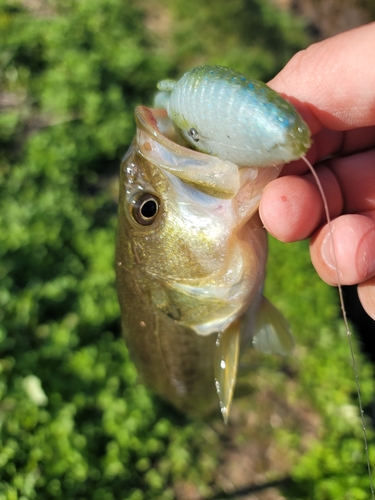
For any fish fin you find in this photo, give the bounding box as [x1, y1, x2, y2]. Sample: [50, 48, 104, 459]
[214, 319, 241, 424]
[252, 296, 294, 355]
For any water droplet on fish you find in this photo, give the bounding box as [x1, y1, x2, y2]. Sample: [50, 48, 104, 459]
[220, 405, 228, 423]
[126, 163, 139, 183]
[220, 359, 226, 369]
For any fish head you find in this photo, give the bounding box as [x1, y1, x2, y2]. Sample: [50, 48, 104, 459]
[116, 106, 278, 334]
[119, 107, 240, 277]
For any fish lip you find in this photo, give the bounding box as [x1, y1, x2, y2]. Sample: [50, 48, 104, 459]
[135, 106, 222, 163]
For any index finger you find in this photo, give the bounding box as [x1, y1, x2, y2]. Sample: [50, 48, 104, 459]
[267, 22, 375, 169]
[280, 124, 375, 176]
[268, 22, 375, 133]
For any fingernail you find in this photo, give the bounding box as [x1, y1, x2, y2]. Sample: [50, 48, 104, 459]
[321, 230, 343, 275]
[358, 234, 375, 278]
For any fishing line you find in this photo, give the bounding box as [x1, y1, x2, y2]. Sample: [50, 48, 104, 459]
[301, 154, 375, 498]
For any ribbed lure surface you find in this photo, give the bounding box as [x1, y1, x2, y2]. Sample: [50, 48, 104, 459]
[156, 65, 310, 167]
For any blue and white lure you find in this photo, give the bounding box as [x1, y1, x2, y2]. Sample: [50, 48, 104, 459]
[155, 65, 310, 167]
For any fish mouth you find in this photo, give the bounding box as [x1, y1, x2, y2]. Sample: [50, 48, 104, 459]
[134, 106, 241, 199]
[134, 106, 283, 203]
[135, 106, 191, 153]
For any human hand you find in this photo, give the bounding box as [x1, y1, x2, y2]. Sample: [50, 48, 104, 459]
[259, 22, 375, 320]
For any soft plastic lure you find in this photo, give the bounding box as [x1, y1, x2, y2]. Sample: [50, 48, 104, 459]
[155, 65, 310, 167]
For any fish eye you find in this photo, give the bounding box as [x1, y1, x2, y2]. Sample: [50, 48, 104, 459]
[131, 193, 160, 226]
[188, 128, 200, 142]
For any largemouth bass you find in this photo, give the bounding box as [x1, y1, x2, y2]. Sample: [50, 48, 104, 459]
[116, 66, 310, 422]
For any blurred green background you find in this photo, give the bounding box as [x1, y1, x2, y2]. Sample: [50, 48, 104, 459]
[1, 1, 375, 499]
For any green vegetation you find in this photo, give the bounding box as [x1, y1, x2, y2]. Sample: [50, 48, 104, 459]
[0, 0, 374, 499]
[161, 0, 309, 78]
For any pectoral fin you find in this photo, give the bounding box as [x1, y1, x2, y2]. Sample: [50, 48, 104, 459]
[252, 296, 294, 355]
[214, 319, 241, 424]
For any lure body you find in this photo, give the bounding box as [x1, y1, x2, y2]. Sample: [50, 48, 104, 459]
[156, 65, 310, 167]
[116, 67, 310, 420]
